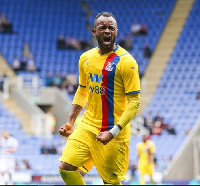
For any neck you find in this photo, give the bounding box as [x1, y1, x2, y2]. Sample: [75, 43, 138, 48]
[98, 44, 116, 55]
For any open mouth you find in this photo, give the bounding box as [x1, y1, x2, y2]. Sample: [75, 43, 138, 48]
[103, 36, 111, 45]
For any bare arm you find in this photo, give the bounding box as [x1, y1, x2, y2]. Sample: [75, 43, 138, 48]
[58, 104, 83, 137]
[68, 104, 83, 126]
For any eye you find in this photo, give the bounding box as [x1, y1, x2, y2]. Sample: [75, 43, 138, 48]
[109, 26, 115, 31]
[99, 26, 106, 30]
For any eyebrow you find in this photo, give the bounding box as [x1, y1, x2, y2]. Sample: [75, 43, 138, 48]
[96, 23, 116, 27]
[98, 24, 116, 27]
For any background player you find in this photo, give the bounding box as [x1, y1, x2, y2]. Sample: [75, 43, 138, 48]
[0, 130, 18, 185]
[136, 133, 156, 185]
[58, 12, 141, 185]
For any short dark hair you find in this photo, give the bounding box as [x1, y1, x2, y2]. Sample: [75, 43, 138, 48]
[94, 12, 117, 27]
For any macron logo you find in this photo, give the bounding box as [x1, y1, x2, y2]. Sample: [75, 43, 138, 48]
[90, 73, 103, 83]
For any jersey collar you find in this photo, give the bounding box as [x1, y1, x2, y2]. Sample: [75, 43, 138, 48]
[96, 44, 119, 56]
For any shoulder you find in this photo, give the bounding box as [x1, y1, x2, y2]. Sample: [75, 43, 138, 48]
[116, 46, 138, 67]
[80, 47, 97, 61]
[78, 48, 97, 67]
[137, 142, 142, 148]
[148, 140, 155, 146]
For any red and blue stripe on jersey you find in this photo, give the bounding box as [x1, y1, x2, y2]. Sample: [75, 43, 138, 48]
[101, 52, 120, 132]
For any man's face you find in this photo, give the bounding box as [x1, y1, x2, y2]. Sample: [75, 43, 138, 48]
[142, 135, 148, 142]
[1, 130, 9, 139]
[92, 16, 118, 49]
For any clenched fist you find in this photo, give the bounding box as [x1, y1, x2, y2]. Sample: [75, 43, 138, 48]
[96, 131, 113, 145]
[58, 123, 73, 137]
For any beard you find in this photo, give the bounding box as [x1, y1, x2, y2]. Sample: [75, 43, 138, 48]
[95, 35, 116, 50]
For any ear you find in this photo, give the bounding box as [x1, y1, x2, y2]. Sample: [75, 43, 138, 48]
[92, 29, 96, 36]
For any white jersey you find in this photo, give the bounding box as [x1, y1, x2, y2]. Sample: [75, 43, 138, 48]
[0, 136, 18, 160]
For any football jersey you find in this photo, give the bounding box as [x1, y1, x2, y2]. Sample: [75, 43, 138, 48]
[73, 44, 140, 142]
[137, 140, 155, 166]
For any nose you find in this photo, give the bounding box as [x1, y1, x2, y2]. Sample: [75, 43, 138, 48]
[105, 27, 111, 33]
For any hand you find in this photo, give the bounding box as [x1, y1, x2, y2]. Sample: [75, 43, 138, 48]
[96, 131, 113, 145]
[58, 123, 73, 137]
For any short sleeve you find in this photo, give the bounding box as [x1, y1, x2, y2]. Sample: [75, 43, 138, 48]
[121, 56, 141, 95]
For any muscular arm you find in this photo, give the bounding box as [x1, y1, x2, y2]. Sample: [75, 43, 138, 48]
[69, 85, 88, 125]
[68, 104, 83, 126]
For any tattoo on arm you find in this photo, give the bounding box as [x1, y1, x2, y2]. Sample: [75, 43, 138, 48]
[72, 105, 82, 120]
[69, 104, 83, 123]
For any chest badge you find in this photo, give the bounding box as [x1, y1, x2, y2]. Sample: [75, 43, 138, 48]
[105, 62, 114, 71]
